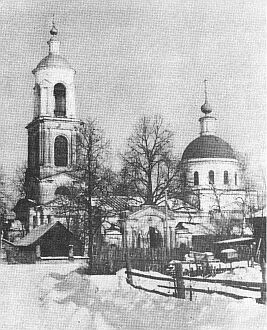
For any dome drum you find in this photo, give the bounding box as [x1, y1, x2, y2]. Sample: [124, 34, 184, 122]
[182, 158, 240, 190]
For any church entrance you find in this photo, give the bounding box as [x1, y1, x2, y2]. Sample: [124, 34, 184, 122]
[149, 227, 162, 248]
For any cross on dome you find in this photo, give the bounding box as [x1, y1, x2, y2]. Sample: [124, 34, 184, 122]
[201, 79, 212, 115]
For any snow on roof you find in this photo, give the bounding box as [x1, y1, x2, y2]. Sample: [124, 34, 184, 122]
[14, 221, 66, 247]
[220, 248, 237, 253]
[1, 238, 15, 247]
[253, 209, 266, 218]
[245, 208, 266, 219]
[177, 222, 214, 236]
[215, 237, 255, 245]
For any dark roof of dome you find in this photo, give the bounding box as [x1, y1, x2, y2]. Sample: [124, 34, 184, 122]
[182, 135, 236, 160]
[33, 53, 72, 72]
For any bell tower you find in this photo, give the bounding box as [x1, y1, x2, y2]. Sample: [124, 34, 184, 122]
[25, 22, 81, 205]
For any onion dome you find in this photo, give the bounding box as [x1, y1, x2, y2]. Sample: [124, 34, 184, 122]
[201, 101, 212, 114]
[50, 23, 58, 36]
[182, 135, 236, 160]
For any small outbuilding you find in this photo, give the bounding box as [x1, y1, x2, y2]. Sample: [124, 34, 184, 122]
[6, 221, 83, 263]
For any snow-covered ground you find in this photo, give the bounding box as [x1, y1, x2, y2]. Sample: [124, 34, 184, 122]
[0, 262, 265, 330]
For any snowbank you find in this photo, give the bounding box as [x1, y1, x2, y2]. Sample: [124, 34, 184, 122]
[0, 263, 265, 330]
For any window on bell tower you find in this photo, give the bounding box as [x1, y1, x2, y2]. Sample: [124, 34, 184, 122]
[54, 83, 66, 117]
[54, 136, 68, 166]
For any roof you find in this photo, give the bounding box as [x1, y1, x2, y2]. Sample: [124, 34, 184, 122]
[1, 238, 15, 247]
[101, 196, 132, 212]
[13, 198, 37, 212]
[182, 135, 236, 160]
[128, 205, 176, 221]
[33, 53, 73, 73]
[215, 237, 255, 245]
[221, 248, 237, 253]
[14, 221, 68, 247]
[176, 222, 214, 236]
[251, 209, 266, 218]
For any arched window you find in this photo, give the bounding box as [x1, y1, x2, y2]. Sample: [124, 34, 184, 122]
[54, 136, 68, 166]
[235, 173, 238, 186]
[224, 171, 229, 184]
[194, 171, 199, 185]
[55, 186, 70, 196]
[54, 83, 66, 117]
[209, 170, 214, 184]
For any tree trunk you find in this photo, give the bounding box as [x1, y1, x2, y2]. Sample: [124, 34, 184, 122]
[147, 170, 153, 205]
[87, 226, 94, 274]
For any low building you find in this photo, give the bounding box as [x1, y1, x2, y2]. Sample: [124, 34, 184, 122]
[6, 221, 83, 263]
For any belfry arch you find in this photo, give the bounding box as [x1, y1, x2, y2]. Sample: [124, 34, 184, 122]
[54, 83, 66, 117]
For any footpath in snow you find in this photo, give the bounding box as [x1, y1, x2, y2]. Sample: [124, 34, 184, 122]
[0, 262, 266, 330]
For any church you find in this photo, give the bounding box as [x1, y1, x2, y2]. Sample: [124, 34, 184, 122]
[122, 82, 258, 251]
[13, 23, 258, 256]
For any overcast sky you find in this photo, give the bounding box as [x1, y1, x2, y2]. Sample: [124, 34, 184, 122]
[0, 0, 265, 183]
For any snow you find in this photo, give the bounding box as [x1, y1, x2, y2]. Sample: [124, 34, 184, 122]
[0, 262, 266, 330]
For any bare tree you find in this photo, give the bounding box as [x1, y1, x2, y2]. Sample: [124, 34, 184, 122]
[56, 119, 111, 272]
[121, 115, 179, 205]
[0, 167, 10, 240]
[208, 183, 233, 238]
[12, 163, 28, 200]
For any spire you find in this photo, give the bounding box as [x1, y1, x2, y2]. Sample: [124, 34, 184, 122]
[199, 79, 216, 136]
[201, 79, 212, 115]
[47, 15, 60, 55]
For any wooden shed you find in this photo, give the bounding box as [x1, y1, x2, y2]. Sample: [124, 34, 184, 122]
[7, 221, 83, 263]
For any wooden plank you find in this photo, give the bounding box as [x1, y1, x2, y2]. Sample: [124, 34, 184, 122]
[184, 287, 256, 300]
[126, 271, 263, 289]
[129, 283, 174, 298]
[181, 276, 262, 288]
[125, 270, 174, 282]
[158, 284, 262, 293]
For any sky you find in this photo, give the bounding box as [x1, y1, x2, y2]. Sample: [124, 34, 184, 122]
[0, 0, 265, 184]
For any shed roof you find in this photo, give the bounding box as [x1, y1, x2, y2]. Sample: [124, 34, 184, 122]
[214, 237, 255, 245]
[14, 221, 69, 247]
[176, 222, 214, 236]
[1, 238, 15, 247]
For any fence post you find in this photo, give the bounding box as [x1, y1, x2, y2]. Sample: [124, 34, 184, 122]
[189, 284, 192, 301]
[260, 258, 266, 304]
[124, 218, 132, 285]
[174, 262, 185, 299]
[36, 245, 41, 261]
[68, 244, 74, 261]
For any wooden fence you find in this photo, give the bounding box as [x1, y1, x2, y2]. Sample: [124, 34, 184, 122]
[92, 247, 188, 274]
[125, 263, 266, 304]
